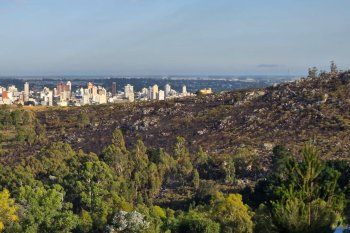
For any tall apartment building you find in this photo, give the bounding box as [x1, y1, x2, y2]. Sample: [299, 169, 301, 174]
[98, 88, 107, 104]
[182, 85, 187, 95]
[57, 82, 71, 100]
[24, 82, 29, 102]
[158, 90, 165, 100]
[165, 84, 171, 97]
[111, 82, 117, 97]
[92, 86, 98, 102]
[152, 84, 159, 100]
[66, 81, 72, 92]
[40, 87, 53, 106]
[124, 84, 134, 99]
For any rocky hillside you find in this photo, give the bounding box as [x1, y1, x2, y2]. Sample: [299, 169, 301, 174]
[30, 71, 349, 170]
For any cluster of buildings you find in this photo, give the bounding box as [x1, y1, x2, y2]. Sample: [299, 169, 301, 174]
[0, 81, 207, 106]
[134, 83, 191, 102]
[0, 83, 30, 105]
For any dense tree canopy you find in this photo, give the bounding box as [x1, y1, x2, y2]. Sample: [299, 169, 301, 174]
[0, 124, 348, 233]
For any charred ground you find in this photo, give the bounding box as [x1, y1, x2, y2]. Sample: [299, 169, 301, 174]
[33, 71, 350, 166]
[0, 71, 349, 180]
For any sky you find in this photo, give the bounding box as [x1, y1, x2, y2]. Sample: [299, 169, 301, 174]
[0, 0, 349, 76]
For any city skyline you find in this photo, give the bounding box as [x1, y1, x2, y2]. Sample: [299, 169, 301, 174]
[0, 0, 349, 76]
[0, 79, 196, 106]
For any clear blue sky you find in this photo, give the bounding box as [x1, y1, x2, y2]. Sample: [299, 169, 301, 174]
[0, 0, 349, 76]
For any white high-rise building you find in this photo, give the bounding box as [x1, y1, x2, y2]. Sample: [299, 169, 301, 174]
[158, 90, 165, 101]
[152, 84, 158, 100]
[40, 87, 53, 106]
[98, 88, 107, 104]
[92, 86, 98, 102]
[60, 90, 70, 101]
[182, 85, 187, 95]
[127, 92, 135, 102]
[165, 84, 171, 97]
[48, 91, 53, 106]
[82, 89, 90, 105]
[124, 84, 134, 99]
[141, 87, 148, 96]
[66, 81, 72, 92]
[24, 82, 29, 102]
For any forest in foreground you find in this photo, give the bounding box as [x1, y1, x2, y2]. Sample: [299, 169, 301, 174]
[0, 68, 349, 233]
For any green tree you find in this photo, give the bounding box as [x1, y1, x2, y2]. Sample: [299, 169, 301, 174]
[195, 180, 217, 204]
[211, 192, 253, 233]
[76, 210, 93, 233]
[112, 129, 127, 152]
[253, 204, 278, 233]
[147, 163, 162, 198]
[132, 140, 149, 172]
[271, 145, 345, 233]
[134, 204, 167, 233]
[18, 185, 78, 233]
[194, 146, 208, 166]
[0, 165, 37, 196]
[0, 189, 18, 232]
[156, 148, 174, 179]
[37, 142, 79, 184]
[130, 140, 150, 198]
[174, 137, 189, 160]
[73, 157, 116, 231]
[102, 144, 130, 177]
[327, 160, 350, 224]
[175, 211, 220, 233]
[192, 169, 200, 190]
[174, 137, 193, 184]
[222, 155, 235, 184]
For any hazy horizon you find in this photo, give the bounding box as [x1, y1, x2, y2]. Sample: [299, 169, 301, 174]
[0, 0, 349, 76]
[0, 74, 298, 80]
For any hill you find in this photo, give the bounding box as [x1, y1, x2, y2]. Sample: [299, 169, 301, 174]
[1, 70, 349, 179]
[37, 72, 349, 151]
[0, 70, 349, 232]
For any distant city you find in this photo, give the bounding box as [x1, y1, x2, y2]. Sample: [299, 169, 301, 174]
[0, 75, 295, 107]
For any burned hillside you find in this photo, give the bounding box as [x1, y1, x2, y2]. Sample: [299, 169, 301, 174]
[33, 71, 350, 166]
